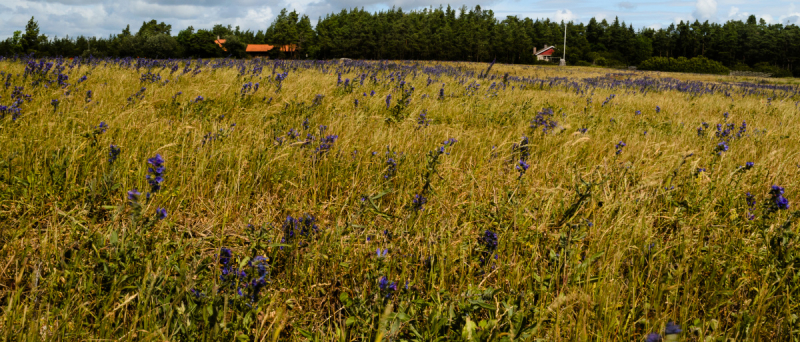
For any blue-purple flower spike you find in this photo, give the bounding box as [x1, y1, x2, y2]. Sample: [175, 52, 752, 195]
[146, 154, 165, 194]
[127, 189, 141, 202]
[108, 145, 121, 164]
[156, 207, 168, 220]
[665, 321, 682, 335]
[769, 185, 790, 211]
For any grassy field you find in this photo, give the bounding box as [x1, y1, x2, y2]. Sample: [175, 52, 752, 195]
[1, 57, 799, 341]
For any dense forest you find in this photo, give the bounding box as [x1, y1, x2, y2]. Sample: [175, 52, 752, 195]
[2, 5, 799, 75]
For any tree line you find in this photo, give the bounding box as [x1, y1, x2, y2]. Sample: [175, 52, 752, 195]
[2, 6, 799, 75]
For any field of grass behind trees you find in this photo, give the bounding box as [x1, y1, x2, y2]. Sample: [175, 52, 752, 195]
[1, 55, 800, 340]
[1, 7, 800, 76]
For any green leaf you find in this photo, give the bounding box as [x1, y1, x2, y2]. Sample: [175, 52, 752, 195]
[298, 328, 313, 338]
[462, 317, 477, 341]
[395, 312, 411, 322]
[239, 256, 250, 269]
[469, 300, 495, 311]
[370, 189, 393, 200]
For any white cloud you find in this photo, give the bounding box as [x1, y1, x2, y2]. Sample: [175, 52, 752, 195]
[554, 9, 576, 22]
[673, 14, 692, 24]
[284, 0, 323, 14]
[779, 5, 800, 25]
[782, 14, 800, 24]
[233, 6, 274, 30]
[725, 6, 755, 22]
[693, 0, 717, 20]
[2, 0, 800, 40]
[129, 1, 207, 19]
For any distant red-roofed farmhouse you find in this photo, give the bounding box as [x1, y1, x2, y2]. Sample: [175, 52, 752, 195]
[534, 45, 556, 61]
[214, 39, 299, 58]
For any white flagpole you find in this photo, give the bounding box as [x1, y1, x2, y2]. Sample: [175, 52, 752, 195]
[563, 21, 567, 63]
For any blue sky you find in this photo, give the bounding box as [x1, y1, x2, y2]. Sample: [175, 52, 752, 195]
[1, 0, 799, 39]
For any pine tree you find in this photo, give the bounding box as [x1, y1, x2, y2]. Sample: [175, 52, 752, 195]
[22, 16, 40, 53]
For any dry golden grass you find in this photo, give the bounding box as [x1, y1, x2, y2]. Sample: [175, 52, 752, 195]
[0, 58, 799, 340]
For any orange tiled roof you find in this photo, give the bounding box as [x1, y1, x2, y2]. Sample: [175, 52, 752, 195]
[246, 44, 275, 52]
[245, 44, 297, 53]
[215, 39, 227, 51]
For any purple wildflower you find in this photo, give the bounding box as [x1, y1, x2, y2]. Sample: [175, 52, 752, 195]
[412, 194, 427, 211]
[127, 189, 141, 202]
[665, 322, 681, 335]
[146, 154, 165, 194]
[645, 332, 661, 342]
[615, 141, 626, 155]
[156, 207, 168, 220]
[108, 145, 121, 164]
[770, 185, 790, 211]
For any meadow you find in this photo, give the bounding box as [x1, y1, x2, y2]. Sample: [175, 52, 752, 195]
[1, 56, 799, 341]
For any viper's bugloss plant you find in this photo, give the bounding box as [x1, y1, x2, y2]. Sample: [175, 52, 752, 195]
[615, 141, 626, 155]
[768, 185, 790, 212]
[108, 144, 121, 164]
[479, 230, 499, 266]
[378, 276, 398, 299]
[4, 56, 800, 340]
[282, 214, 319, 245]
[146, 154, 165, 196]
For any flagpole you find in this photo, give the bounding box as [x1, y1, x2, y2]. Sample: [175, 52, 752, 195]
[562, 21, 567, 65]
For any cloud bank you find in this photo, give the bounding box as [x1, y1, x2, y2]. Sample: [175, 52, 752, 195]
[0, 0, 798, 39]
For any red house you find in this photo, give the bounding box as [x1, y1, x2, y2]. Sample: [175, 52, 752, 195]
[244, 44, 298, 58]
[245, 44, 274, 57]
[212, 37, 298, 58]
[534, 45, 555, 61]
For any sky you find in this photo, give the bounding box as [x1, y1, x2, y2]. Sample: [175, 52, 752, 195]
[1, 0, 800, 39]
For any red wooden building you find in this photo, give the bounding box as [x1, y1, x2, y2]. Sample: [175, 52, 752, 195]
[534, 45, 555, 61]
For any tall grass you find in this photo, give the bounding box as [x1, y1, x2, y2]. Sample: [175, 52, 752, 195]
[1, 57, 799, 340]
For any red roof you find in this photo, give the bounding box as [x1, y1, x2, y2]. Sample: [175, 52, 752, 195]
[535, 46, 555, 56]
[247, 44, 275, 52]
[245, 44, 297, 53]
[215, 39, 227, 51]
